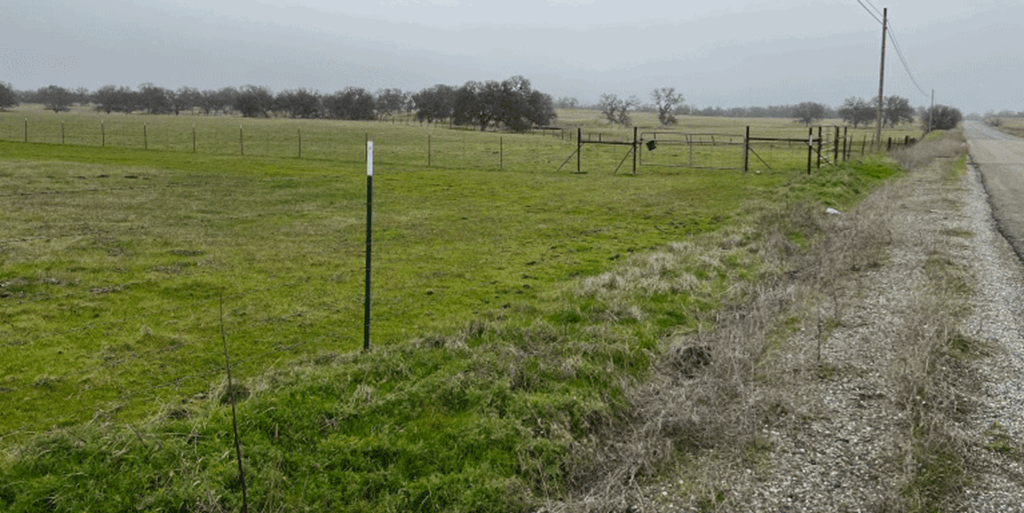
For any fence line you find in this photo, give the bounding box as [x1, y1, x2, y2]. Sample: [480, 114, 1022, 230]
[0, 115, 583, 172]
[1, 114, 919, 176]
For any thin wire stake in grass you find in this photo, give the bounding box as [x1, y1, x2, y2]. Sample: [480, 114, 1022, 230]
[220, 294, 249, 513]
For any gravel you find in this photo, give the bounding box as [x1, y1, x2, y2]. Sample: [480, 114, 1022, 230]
[631, 154, 1024, 512]
[957, 162, 1024, 513]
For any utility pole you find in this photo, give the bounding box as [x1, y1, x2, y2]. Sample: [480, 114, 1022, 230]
[874, 7, 888, 151]
[928, 89, 935, 134]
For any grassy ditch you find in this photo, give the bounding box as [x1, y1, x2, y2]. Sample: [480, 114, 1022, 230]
[549, 129, 979, 512]
[2, 127, 904, 511]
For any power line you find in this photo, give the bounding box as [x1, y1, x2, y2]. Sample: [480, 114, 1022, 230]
[851, 1, 930, 101]
[887, 24, 930, 98]
[862, 0, 885, 18]
[854, 0, 883, 24]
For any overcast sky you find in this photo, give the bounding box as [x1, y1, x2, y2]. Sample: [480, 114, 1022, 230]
[3, 0, 1021, 114]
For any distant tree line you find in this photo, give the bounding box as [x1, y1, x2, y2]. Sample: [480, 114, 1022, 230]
[0, 79, 995, 134]
[591, 92, 926, 129]
[594, 91, 968, 132]
[0, 76, 556, 132]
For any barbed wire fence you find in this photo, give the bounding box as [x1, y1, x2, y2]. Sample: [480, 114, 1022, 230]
[0, 114, 580, 171]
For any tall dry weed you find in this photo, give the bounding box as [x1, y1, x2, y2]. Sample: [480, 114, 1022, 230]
[891, 130, 966, 172]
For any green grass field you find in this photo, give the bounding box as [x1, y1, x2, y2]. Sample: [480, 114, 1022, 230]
[1, 105, 922, 172]
[0, 106, 909, 511]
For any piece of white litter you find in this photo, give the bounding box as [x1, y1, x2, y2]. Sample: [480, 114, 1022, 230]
[826, 207, 841, 215]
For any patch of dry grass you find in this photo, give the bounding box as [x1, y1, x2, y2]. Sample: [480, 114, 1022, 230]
[891, 129, 968, 177]
[545, 129, 980, 512]
[997, 118, 1024, 139]
[543, 192, 896, 511]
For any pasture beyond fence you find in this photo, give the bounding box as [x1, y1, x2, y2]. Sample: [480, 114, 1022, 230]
[1, 111, 916, 175]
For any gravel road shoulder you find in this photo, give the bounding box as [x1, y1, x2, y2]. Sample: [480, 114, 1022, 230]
[958, 156, 1024, 511]
[633, 141, 1024, 512]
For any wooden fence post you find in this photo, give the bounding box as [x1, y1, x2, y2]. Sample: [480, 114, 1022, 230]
[842, 127, 848, 161]
[807, 128, 813, 175]
[816, 126, 823, 169]
[743, 126, 750, 172]
[688, 134, 693, 167]
[833, 126, 839, 164]
[577, 128, 582, 173]
[632, 126, 638, 175]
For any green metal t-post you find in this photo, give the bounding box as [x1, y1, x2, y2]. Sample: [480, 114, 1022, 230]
[364, 141, 374, 352]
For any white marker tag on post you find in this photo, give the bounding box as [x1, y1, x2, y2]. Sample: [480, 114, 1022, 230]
[367, 141, 374, 176]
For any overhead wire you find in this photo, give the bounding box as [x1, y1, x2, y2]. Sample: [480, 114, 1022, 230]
[854, 0, 883, 24]
[862, 0, 885, 18]
[851, 0, 931, 100]
[887, 23, 930, 98]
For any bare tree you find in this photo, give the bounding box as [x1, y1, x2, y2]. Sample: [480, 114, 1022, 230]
[555, 96, 579, 109]
[838, 97, 875, 128]
[598, 93, 638, 126]
[651, 87, 684, 126]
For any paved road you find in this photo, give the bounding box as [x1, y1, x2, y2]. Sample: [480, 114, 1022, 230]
[964, 121, 1024, 261]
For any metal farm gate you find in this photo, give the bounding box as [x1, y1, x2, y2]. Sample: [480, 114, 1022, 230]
[639, 131, 745, 170]
[559, 126, 915, 175]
